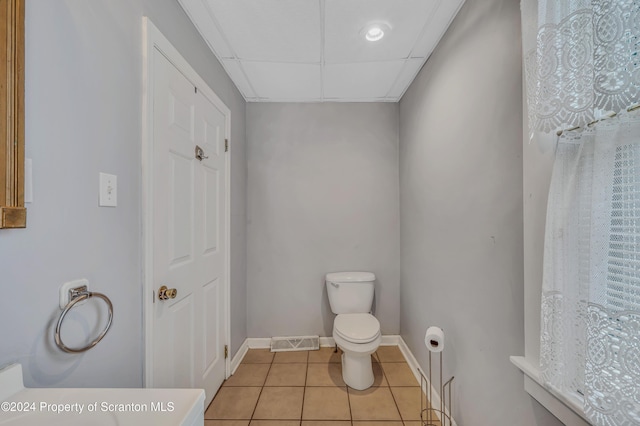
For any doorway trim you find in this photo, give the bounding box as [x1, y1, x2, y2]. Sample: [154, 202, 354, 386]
[141, 17, 231, 387]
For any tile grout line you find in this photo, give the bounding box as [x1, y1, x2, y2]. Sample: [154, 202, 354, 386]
[248, 353, 275, 422]
[381, 346, 423, 424]
[347, 384, 354, 425]
[387, 386, 405, 424]
[381, 351, 406, 424]
[300, 352, 308, 426]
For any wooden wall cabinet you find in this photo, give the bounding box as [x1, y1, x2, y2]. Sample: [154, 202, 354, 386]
[0, 0, 25, 228]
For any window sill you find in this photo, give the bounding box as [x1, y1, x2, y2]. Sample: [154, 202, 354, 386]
[510, 356, 591, 426]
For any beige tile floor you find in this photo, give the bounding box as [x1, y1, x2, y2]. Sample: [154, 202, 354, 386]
[205, 346, 439, 426]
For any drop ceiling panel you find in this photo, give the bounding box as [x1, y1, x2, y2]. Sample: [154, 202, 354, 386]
[387, 58, 425, 98]
[242, 62, 322, 100]
[324, 61, 405, 99]
[203, 0, 321, 62]
[324, 0, 439, 63]
[221, 59, 255, 98]
[411, 1, 465, 57]
[178, 0, 466, 101]
[179, 0, 234, 58]
[185, 0, 233, 58]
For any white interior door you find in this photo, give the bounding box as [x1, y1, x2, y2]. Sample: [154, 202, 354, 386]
[150, 46, 227, 406]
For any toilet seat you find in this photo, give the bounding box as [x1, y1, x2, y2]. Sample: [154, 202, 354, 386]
[334, 313, 380, 344]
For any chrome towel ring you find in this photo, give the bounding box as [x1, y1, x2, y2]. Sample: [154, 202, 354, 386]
[54, 285, 113, 353]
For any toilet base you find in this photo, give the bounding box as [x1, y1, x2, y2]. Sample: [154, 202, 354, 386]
[341, 352, 374, 390]
[333, 323, 381, 391]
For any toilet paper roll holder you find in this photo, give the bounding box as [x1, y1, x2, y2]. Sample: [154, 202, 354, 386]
[418, 348, 454, 426]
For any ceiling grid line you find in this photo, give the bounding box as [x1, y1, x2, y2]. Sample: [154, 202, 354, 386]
[407, 0, 443, 60]
[382, 0, 443, 98]
[200, 0, 260, 98]
[238, 58, 320, 65]
[319, 0, 326, 101]
[393, 0, 467, 101]
[201, 0, 238, 59]
[236, 60, 259, 100]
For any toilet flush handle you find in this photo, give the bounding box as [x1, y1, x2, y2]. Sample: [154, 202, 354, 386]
[331, 282, 339, 288]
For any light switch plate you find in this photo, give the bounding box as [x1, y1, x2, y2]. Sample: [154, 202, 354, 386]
[99, 172, 117, 207]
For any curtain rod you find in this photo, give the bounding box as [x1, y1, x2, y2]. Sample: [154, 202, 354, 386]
[556, 103, 640, 136]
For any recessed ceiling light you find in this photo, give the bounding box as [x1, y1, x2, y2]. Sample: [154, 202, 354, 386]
[366, 26, 384, 41]
[361, 23, 390, 42]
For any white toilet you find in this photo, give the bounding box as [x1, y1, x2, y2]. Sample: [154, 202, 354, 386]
[326, 271, 381, 390]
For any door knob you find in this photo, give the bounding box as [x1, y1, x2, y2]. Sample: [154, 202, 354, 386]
[195, 145, 208, 161]
[158, 285, 177, 300]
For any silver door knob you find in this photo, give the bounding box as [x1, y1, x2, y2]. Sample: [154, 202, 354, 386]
[195, 145, 208, 161]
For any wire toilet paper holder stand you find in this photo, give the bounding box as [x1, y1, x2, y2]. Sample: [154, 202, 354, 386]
[418, 349, 454, 426]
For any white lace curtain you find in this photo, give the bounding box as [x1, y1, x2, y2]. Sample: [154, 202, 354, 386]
[522, 0, 639, 135]
[521, 1, 640, 425]
[542, 117, 640, 425]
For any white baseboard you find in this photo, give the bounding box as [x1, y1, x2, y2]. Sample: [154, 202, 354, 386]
[230, 340, 249, 375]
[380, 335, 401, 345]
[319, 336, 334, 347]
[246, 338, 271, 349]
[398, 337, 457, 426]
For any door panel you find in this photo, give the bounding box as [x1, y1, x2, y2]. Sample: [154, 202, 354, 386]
[151, 47, 227, 406]
[169, 152, 194, 265]
[203, 167, 219, 253]
[203, 279, 221, 374]
[193, 88, 227, 402]
[170, 295, 195, 388]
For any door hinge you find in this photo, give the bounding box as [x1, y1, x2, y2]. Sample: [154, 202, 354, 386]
[225, 139, 229, 152]
[224, 345, 229, 359]
[152, 290, 155, 304]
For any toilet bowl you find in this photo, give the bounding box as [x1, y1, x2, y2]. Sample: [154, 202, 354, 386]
[325, 272, 381, 390]
[333, 312, 381, 390]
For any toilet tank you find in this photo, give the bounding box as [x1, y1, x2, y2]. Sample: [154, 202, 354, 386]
[326, 271, 376, 314]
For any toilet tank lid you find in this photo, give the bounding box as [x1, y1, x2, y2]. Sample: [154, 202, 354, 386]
[325, 272, 375, 282]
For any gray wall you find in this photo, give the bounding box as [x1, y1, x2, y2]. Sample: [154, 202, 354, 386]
[246, 103, 400, 338]
[398, 0, 562, 425]
[0, 0, 247, 388]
